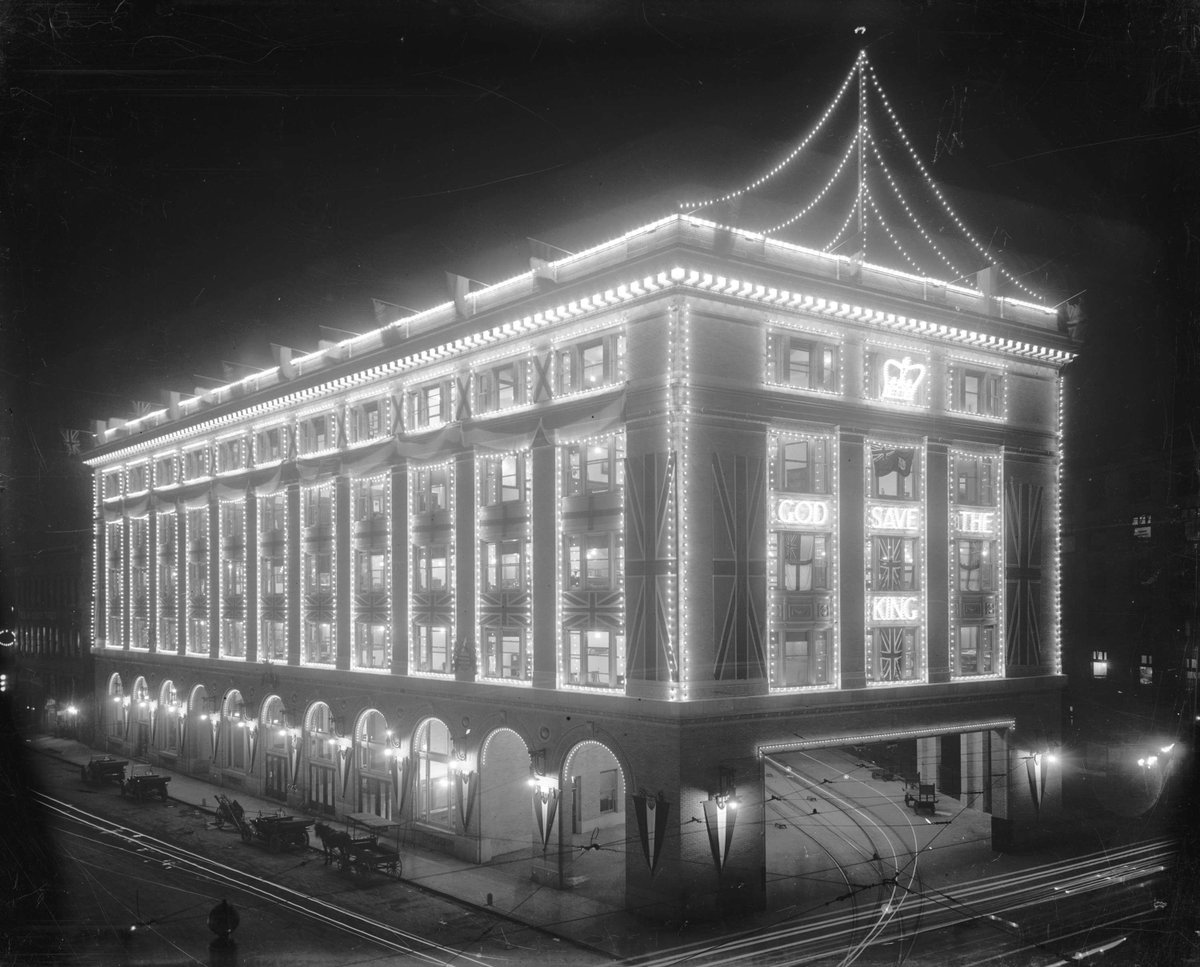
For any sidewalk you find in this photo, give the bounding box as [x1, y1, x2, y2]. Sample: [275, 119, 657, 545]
[25, 732, 649, 959]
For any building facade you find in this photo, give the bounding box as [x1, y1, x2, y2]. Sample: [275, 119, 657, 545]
[85, 214, 1076, 916]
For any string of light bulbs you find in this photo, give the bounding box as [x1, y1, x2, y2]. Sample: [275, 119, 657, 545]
[863, 185, 927, 277]
[761, 129, 861, 235]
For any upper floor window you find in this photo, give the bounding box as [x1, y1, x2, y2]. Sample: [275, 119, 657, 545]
[298, 414, 334, 454]
[869, 536, 918, 592]
[303, 486, 332, 527]
[349, 398, 387, 443]
[126, 463, 149, 494]
[217, 436, 246, 474]
[1091, 650, 1108, 679]
[556, 333, 623, 395]
[953, 367, 1002, 417]
[954, 453, 997, 506]
[476, 360, 527, 413]
[479, 453, 528, 506]
[255, 425, 287, 464]
[408, 379, 452, 431]
[776, 438, 830, 494]
[870, 444, 919, 500]
[414, 545, 449, 591]
[565, 532, 616, 590]
[563, 436, 623, 497]
[866, 350, 929, 407]
[103, 471, 122, 500]
[183, 447, 210, 481]
[354, 476, 388, 520]
[483, 540, 527, 591]
[412, 464, 450, 514]
[774, 334, 838, 391]
[153, 455, 177, 488]
[956, 540, 995, 591]
[779, 533, 830, 591]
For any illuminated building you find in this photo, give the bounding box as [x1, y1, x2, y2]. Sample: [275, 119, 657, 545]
[84, 210, 1076, 916]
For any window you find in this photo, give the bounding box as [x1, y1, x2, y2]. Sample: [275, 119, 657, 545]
[355, 623, 388, 670]
[958, 626, 995, 675]
[779, 533, 829, 591]
[599, 769, 619, 813]
[556, 334, 623, 394]
[357, 550, 387, 591]
[414, 625, 449, 674]
[778, 438, 829, 494]
[476, 361, 526, 413]
[778, 335, 837, 391]
[103, 471, 122, 500]
[256, 425, 287, 464]
[127, 464, 148, 493]
[259, 492, 287, 662]
[414, 719, 452, 827]
[299, 414, 332, 454]
[1091, 650, 1108, 679]
[482, 628, 529, 680]
[217, 437, 245, 473]
[956, 540, 995, 592]
[409, 380, 451, 430]
[565, 533, 614, 590]
[412, 465, 450, 514]
[778, 629, 831, 686]
[306, 551, 332, 591]
[157, 513, 177, 652]
[872, 626, 919, 682]
[955, 454, 996, 506]
[567, 629, 623, 687]
[154, 455, 178, 488]
[870, 445, 918, 500]
[483, 540, 526, 591]
[186, 507, 209, 655]
[479, 453, 527, 505]
[304, 621, 333, 664]
[303, 486, 332, 534]
[955, 368, 1002, 416]
[414, 545, 448, 591]
[183, 448, 210, 481]
[349, 399, 386, 442]
[870, 536, 917, 592]
[563, 437, 623, 497]
[1139, 654, 1154, 685]
[355, 476, 388, 520]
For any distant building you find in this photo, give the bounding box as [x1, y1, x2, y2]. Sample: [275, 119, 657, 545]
[84, 213, 1076, 916]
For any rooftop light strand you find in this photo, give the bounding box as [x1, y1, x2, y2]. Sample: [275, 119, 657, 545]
[678, 53, 862, 212]
[821, 192, 863, 255]
[868, 137, 967, 280]
[761, 128, 861, 235]
[863, 185, 927, 277]
[865, 62, 1043, 300]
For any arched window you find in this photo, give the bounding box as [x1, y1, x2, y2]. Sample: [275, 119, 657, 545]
[261, 695, 288, 803]
[414, 718, 452, 828]
[132, 677, 151, 757]
[356, 710, 391, 819]
[159, 681, 180, 753]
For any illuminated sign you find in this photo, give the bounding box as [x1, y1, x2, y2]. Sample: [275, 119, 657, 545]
[773, 497, 832, 528]
[871, 596, 919, 622]
[956, 510, 995, 534]
[868, 505, 921, 532]
[880, 356, 926, 403]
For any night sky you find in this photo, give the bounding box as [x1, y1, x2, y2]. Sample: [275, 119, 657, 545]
[3, 0, 1198, 545]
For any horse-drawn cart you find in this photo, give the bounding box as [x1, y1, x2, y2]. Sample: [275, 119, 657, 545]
[120, 765, 171, 801]
[242, 814, 313, 853]
[81, 755, 128, 786]
[903, 781, 938, 816]
[316, 813, 402, 876]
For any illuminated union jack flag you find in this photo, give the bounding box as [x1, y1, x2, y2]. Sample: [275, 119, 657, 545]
[877, 627, 908, 681]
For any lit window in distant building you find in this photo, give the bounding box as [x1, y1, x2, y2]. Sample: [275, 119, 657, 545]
[258, 492, 287, 662]
[555, 333, 623, 395]
[1092, 650, 1108, 679]
[566, 629, 622, 688]
[483, 540, 526, 591]
[408, 379, 452, 430]
[479, 452, 527, 505]
[185, 506, 209, 656]
[565, 533, 613, 590]
[412, 464, 450, 514]
[482, 628, 529, 681]
[1139, 654, 1153, 685]
[563, 437, 623, 497]
[777, 335, 838, 391]
[954, 367, 1002, 416]
[955, 454, 996, 506]
[413, 624, 449, 674]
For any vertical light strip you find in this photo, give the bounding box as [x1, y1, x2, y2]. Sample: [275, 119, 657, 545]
[1054, 374, 1064, 675]
[677, 300, 692, 699]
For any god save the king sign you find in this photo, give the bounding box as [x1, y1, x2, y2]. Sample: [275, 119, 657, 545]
[867, 504, 921, 532]
[773, 497, 833, 528]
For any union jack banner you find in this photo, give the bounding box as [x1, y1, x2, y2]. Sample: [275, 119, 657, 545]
[624, 452, 678, 682]
[412, 589, 453, 627]
[1005, 481, 1044, 669]
[877, 627, 908, 681]
[873, 535, 911, 591]
[711, 453, 766, 680]
[561, 590, 623, 630]
[478, 590, 531, 629]
[60, 428, 82, 455]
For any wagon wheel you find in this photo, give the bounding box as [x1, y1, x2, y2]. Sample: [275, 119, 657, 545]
[268, 833, 281, 853]
[240, 827, 252, 844]
[395, 858, 402, 878]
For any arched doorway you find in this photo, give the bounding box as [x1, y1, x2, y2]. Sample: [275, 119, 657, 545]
[159, 681, 181, 755]
[131, 676, 151, 757]
[105, 673, 125, 745]
[479, 727, 530, 864]
[305, 702, 336, 815]
[412, 717, 454, 832]
[260, 695, 289, 802]
[221, 690, 252, 773]
[187, 684, 208, 763]
[561, 739, 627, 909]
[355, 709, 393, 819]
